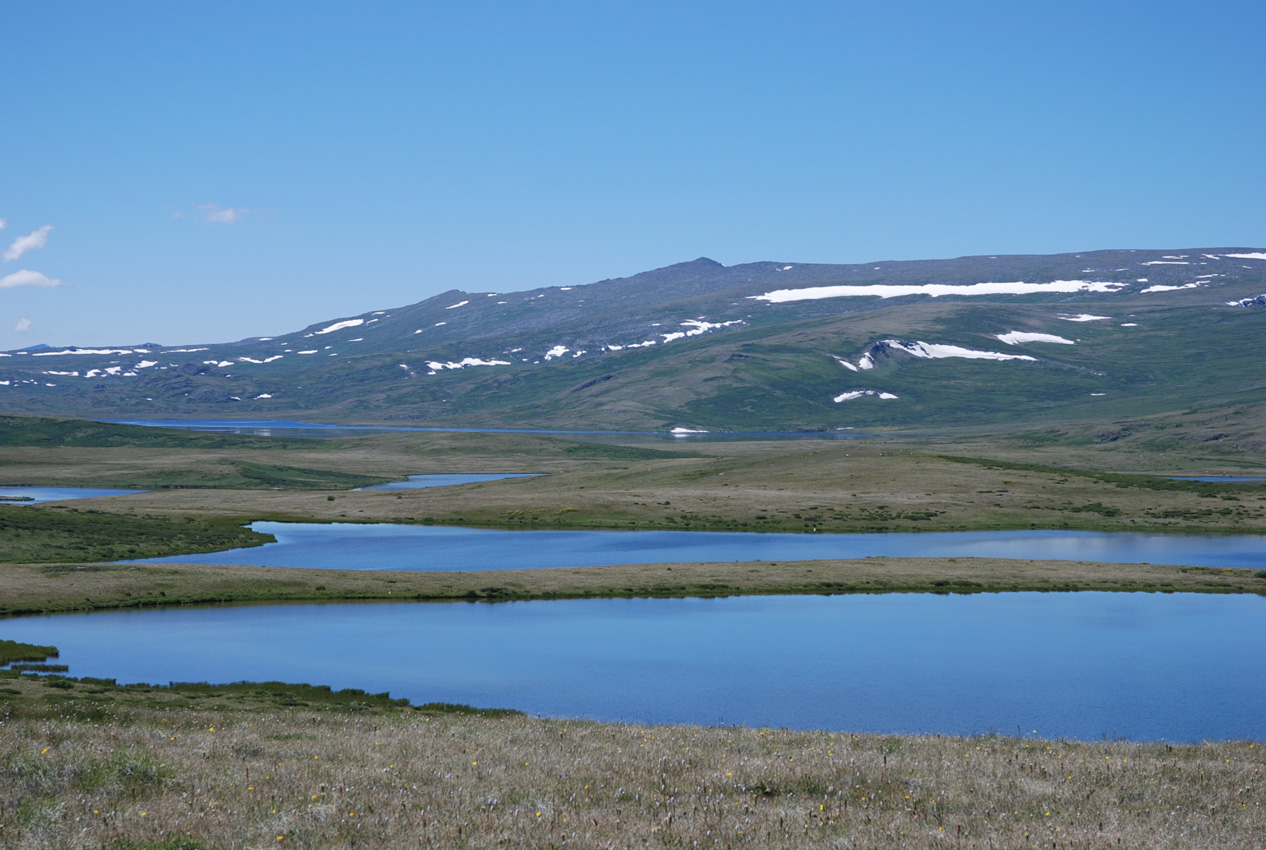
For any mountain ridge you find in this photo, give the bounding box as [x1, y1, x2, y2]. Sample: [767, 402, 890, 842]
[2, 247, 1263, 433]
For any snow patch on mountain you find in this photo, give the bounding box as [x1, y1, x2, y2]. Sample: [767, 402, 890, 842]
[881, 340, 1036, 362]
[1225, 253, 1266, 261]
[33, 348, 139, 357]
[835, 357, 859, 372]
[835, 339, 1037, 372]
[314, 319, 364, 335]
[751, 280, 1127, 303]
[1058, 314, 1110, 322]
[1228, 294, 1266, 307]
[660, 318, 744, 342]
[544, 345, 569, 360]
[996, 332, 1075, 346]
[424, 357, 513, 375]
[446, 300, 469, 309]
[833, 389, 899, 402]
[1142, 282, 1202, 293]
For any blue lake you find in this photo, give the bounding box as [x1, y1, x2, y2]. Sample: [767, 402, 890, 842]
[356, 473, 543, 491]
[133, 523, 1266, 571]
[5, 592, 1264, 741]
[0, 486, 145, 505]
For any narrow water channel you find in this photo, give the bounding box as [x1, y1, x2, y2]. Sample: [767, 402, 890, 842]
[132, 523, 1266, 571]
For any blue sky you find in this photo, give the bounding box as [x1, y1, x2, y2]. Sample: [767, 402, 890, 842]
[2, 1, 1263, 349]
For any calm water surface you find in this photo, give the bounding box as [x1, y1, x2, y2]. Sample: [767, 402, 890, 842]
[0, 486, 145, 504]
[6, 593, 1263, 741]
[133, 523, 1266, 571]
[356, 473, 543, 491]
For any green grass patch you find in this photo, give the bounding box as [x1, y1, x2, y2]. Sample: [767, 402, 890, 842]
[0, 508, 270, 563]
[0, 638, 58, 665]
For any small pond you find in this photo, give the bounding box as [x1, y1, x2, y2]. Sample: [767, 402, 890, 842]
[5, 592, 1263, 741]
[131, 524, 1266, 571]
[0, 486, 146, 505]
[356, 473, 542, 491]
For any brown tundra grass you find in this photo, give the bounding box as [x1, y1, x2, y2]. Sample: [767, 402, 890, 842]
[2, 696, 1262, 849]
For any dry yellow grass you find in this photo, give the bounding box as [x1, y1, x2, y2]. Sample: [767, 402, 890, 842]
[2, 681, 1262, 849]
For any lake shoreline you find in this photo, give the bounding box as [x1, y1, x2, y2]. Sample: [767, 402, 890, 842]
[4, 555, 1264, 618]
[1, 670, 1261, 849]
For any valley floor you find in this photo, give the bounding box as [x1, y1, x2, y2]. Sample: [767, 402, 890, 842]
[3, 416, 1266, 847]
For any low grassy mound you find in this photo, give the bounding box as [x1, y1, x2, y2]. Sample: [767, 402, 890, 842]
[0, 508, 270, 563]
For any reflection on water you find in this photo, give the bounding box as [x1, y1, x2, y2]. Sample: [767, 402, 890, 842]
[6, 592, 1264, 741]
[131, 523, 1266, 572]
[356, 473, 543, 491]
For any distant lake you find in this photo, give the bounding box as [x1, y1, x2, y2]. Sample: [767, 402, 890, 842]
[6, 592, 1263, 741]
[356, 473, 543, 491]
[1170, 476, 1266, 483]
[0, 486, 145, 505]
[103, 418, 882, 442]
[131, 524, 1266, 571]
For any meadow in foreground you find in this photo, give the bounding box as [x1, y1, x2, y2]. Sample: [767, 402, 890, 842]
[1, 672, 1262, 849]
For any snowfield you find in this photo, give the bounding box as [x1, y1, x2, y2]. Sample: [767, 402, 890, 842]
[995, 332, 1075, 346]
[750, 280, 1127, 303]
[879, 340, 1036, 362]
[834, 339, 1038, 372]
[314, 319, 364, 335]
[1142, 283, 1202, 293]
[833, 390, 899, 402]
[425, 357, 512, 374]
[32, 348, 140, 357]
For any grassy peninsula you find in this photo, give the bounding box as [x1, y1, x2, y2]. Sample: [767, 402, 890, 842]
[2, 557, 1265, 617]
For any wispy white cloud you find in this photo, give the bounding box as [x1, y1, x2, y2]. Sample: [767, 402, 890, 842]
[0, 218, 7, 230]
[4, 225, 53, 262]
[198, 204, 250, 225]
[0, 270, 62, 289]
[14, 317, 31, 332]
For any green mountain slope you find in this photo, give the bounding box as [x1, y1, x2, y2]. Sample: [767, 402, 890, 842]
[1, 248, 1263, 432]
